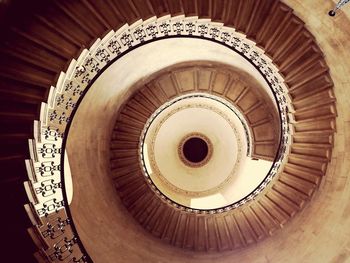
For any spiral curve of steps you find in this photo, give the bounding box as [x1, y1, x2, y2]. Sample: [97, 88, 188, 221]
[109, 37, 332, 251]
[0, 0, 339, 262]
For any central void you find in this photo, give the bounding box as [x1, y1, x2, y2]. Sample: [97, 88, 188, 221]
[140, 93, 273, 209]
[183, 137, 209, 163]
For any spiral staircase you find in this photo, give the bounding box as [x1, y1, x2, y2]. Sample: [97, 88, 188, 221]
[0, 0, 349, 262]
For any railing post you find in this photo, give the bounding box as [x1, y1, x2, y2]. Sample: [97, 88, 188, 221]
[329, 0, 350, 16]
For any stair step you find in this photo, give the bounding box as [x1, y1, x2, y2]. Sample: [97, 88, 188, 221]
[35, 14, 80, 46]
[293, 89, 335, 110]
[291, 145, 331, 160]
[134, 92, 160, 113]
[121, 107, 149, 123]
[114, 171, 143, 189]
[129, 190, 155, 218]
[284, 163, 323, 183]
[265, 15, 304, 58]
[110, 156, 139, 169]
[110, 149, 138, 159]
[279, 172, 316, 196]
[113, 131, 140, 143]
[87, 0, 124, 29]
[110, 141, 138, 150]
[288, 153, 328, 172]
[149, 0, 170, 16]
[113, 120, 144, 134]
[165, 0, 184, 15]
[182, 214, 196, 249]
[139, 85, 167, 108]
[0, 45, 62, 74]
[162, 211, 180, 243]
[266, 190, 299, 217]
[250, 203, 279, 235]
[118, 177, 146, 197]
[118, 113, 146, 128]
[152, 205, 173, 238]
[273, 181, 308, 208]
[125, 102, 153, 120]
[264, 12, 293, 56]
[223, 0, 241, 28]
[290, 74, 333, 99]
[211, 0, 225, 22]
[54, 1, 95, 39]
[233, 212, 256, 245]
[287, 62, 329, 91]
[206, 217, 219, 251]
[138, 197, 161, 224]
[258, 196, 290, 226]
[111, 163, 140, 178]
[11, 26, 73, 59]
[293, 133, 333, 145]
[256, 2, 292, 48]
[133, 194, 158, 222]
[224, 214, 244, 249]
[128, 98, 155, 117]
[234, 0, 256, 34]
[294, 117, 336, 133]
[294, 104, 336, 122]
[292, 142, 332, 150]
[242, 208, 266, 241]
[145, 203, 167, 233]
[195, 216, 208, 251]
[274, 29, 314, 69]
[112, 127, 140, 139]
[281, 45, 322, 80]
[215, 216, 232, 251]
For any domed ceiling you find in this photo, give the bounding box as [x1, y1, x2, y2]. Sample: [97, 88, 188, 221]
[1, 0, 348, 262]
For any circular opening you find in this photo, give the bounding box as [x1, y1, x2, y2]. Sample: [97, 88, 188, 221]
[178, 133, 213, 167]
[182, 137, 209, 163]
[328, 10, 336, 16]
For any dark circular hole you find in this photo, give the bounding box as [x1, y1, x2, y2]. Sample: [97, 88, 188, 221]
[329, 10, 336, 16]
[183, 137, 208, 163]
